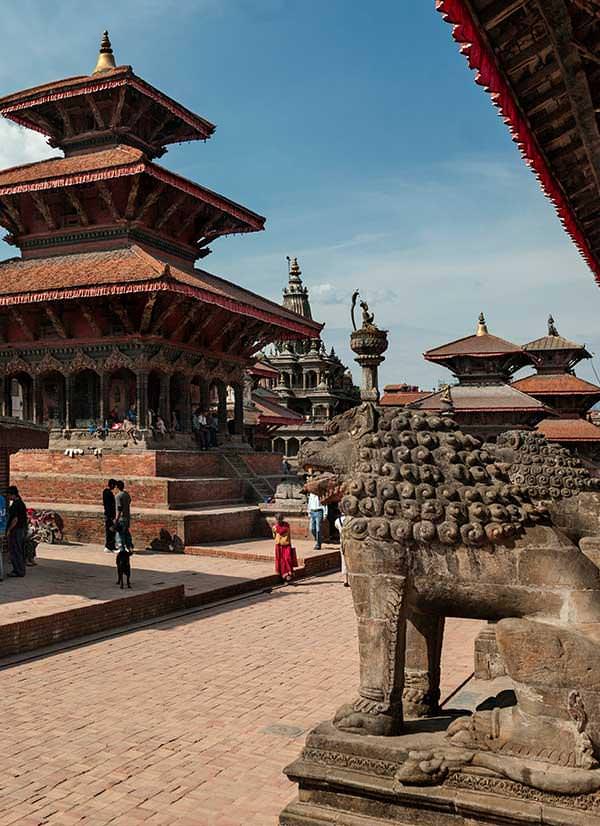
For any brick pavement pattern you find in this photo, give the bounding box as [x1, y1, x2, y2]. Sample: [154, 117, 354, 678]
[0, 574, 483, 826]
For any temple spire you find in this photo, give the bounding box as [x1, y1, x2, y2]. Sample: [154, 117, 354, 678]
[286, 255, 302, 286]
[476, 312, 488, 336]
[548, 314, 559, 336]
[92, 31, 117, 75]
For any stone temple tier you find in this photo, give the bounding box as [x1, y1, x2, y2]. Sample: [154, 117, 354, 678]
[0, 33, 322, 448]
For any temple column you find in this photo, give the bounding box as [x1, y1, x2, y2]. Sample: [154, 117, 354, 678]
[233, 382, 244, 437]
[32, 375, 41, 425]
[65, 374, 73, 429]
[159, 374, 170, 421]
[200, 379, 210, 411]
[99, 372, 106, 424]
[0, 376, 6, 417]
[217, 382, 228, 437]
[180, 376, 192, 432]
[136, 371, 149, 431]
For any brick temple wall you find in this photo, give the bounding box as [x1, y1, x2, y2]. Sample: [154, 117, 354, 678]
[13, 473, 246, 509]
[242, 454, 283, 475]
[12, 450, 228, 479]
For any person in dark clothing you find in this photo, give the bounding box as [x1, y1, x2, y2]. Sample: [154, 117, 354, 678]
[103, 479, 117, 553]
[114, 480, 133, 553]
[6, 485, 28, 577]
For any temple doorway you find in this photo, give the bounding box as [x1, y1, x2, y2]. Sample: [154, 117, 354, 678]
[40, 371, 66, 427]
[7, 373, 32, 420]
[107, 368, 136, 422]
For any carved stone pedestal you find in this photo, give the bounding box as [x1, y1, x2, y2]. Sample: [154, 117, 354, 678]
[280, 721, 600, 826]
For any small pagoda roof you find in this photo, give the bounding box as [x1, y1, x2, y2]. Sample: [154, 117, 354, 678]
[425, 320, 524, 361]
[410, 384, 552, 414]
[512, 374, 600, 396]
[523, 334, 588, 354]
[0, 145, 264, 232]
[537, 418, 600, 443]
[0, 246, 322, 338]
[0, 64, 215, 147]
[251, 360, 280, 380]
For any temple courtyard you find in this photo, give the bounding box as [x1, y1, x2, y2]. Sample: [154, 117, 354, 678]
[0, 544, 484, 825]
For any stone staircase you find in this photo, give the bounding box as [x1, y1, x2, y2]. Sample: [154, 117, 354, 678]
[12, 448, 283, 550]
[222, 452, 276, 502]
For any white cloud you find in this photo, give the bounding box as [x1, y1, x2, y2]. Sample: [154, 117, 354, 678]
[0, 120, 59, 169]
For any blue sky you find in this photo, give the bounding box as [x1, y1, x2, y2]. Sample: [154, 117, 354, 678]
[1, 0, 599, 389]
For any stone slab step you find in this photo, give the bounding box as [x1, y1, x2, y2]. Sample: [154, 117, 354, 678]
[13, 473, 246, 510]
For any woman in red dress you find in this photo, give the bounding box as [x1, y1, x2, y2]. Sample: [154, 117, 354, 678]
[273, 512, 297, 583]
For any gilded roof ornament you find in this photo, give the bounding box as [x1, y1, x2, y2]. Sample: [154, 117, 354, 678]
[92, 31, 117, 75]
[476, 312, 488, 336]
[286, 255, 302, 285]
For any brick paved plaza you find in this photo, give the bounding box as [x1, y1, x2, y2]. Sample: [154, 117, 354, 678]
[0, 562, 484, 826]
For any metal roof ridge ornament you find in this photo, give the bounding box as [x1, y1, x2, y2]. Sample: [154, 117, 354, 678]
[548, 314, 559, 336]
[350, 290, 388, 402]
[476, 311, 488, 336]
[92, 31, 117, 75]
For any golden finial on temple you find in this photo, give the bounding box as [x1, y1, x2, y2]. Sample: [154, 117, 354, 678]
[286, 255, 302, 283]
[476, 311, 488, 336]
[92, 30, 117, 75]
[548, 314, 559, 336]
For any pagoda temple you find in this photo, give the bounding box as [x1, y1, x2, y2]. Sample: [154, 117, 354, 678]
[409, 313, 552, 440]
[0, 33, 321, 447]
[0, 33, 323, 550]
[513, 316, 600, 460]
[258, 257, 358, 457]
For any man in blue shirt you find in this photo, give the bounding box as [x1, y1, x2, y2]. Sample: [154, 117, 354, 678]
[307, 491, 327, 550]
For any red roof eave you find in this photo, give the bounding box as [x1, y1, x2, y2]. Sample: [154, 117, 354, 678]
[0, 278, 319, 339]
[436, 0, 600, 285]
[0, 71, 215, 141]
[0, 160, 265, 231]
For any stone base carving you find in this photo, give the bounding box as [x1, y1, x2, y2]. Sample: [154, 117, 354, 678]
[280, 720, 600, 825]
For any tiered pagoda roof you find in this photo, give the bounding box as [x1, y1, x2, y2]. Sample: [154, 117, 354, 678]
[0, 32, 321, 354]
[437, 0, 600, 286]
[424, 313, 532, 384]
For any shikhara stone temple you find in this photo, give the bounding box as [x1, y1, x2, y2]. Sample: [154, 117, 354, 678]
[0, 33, 322, 549]
[257, 256, 358, 458]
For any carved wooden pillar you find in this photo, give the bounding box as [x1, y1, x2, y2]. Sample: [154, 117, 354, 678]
[99, 372, 106, 423]
[158, 373, 170, 421]
[0, 376, 5, 418]
[32, 375, 41, 425]
[233, 382, 244, 437]
[136, 371, 149, 431]
[65, 374, 73, 428]
[199, 378, 209, 411]
[217, 382, 228, 436]
[181, 376, 192, 432]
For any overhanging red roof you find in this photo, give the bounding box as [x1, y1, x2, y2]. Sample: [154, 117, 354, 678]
[513, 373, 600, 396]
[0, 65, 215, 144]
[437, 0, 600, 285]
[537, 417, 600, 442]
[0, 246, 323, 338]
[0, 145, 264, 231]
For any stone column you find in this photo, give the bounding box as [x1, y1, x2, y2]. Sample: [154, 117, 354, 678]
[233, 382, 244, 437]
[217, 382, 228, 437]
[136, 371, 149, 431]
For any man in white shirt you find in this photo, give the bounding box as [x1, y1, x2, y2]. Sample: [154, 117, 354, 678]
[307, 491, 327, 550]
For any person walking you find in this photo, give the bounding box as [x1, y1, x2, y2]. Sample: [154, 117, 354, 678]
[114, 480, 134, 553]
[103, 479, 117, 553]
[272, 512, 296, 583]
[307, 490, 327, 550]
[334, 508, 349, 587]
[6, 485, 28, 578]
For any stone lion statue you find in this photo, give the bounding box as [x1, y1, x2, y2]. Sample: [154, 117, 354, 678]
[300, 403, 600, 794]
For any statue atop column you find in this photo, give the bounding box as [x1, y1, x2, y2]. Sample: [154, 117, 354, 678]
[349, 291, 388, 402]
